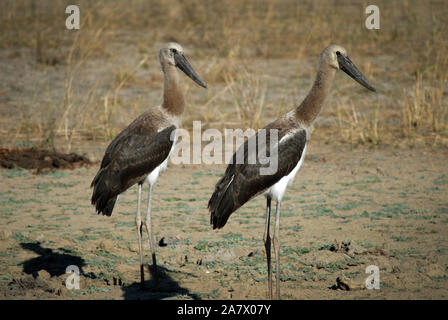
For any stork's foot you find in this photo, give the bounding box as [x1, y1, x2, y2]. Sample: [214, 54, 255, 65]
[137, 277, 147, 291]
[139, 283, 147, 290]
[151, 253, 159, 291]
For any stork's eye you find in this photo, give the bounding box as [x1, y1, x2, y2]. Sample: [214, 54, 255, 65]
[171, 48, 177, 54]
[336, 51, 341, 56]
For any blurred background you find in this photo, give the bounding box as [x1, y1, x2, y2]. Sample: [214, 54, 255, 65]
[0, 0, 447, 154]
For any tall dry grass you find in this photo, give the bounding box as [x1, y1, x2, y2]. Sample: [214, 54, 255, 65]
[336, 100, 382, 146]
[226, 69, 267, 130]
[0, 0, 446, 149]
[401, 77, 447, 141]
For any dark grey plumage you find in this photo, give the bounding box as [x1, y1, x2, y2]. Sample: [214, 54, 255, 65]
[208, 120, 307, 229]
[91, 123, 176, 216]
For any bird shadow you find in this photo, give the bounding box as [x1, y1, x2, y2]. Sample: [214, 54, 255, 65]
[20, 242, 198, 299]
[19, 242, 93, 278]
[121, 263, 201, 300]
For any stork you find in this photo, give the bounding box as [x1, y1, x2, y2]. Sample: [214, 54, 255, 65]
[91, 42, 206, 289]
[208, 45, 376, 299]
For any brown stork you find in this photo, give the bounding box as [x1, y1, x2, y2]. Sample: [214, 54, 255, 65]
[91, 42, 206, 289]
[208, 45, 376, 299]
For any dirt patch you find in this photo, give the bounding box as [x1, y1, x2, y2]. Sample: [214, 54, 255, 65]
[0, 144, 447, 299]
[0, 147, 92, 173]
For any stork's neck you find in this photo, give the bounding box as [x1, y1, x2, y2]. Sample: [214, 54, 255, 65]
[162, 64, 185, 116]
[295, 63, 336, 126]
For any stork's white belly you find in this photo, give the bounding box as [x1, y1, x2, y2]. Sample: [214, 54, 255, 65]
[146, 157, 169, 186]
[145, 128, 178, 186]
[264, 144, 307, 202]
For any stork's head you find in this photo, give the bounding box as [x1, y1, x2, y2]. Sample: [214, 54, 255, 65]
[159, 42, 207, 88]
[321, 44, 376, 92]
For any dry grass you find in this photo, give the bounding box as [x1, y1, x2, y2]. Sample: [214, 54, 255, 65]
[401, 77, 447, 141]
[336, 100, 382, 146]
[0, 0, 447, 150]
[226, 69, 267, 130]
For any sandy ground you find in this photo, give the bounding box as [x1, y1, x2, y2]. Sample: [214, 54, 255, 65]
[0, 142, 447, 300]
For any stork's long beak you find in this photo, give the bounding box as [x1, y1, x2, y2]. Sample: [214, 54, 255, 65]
[336, 52, 376, 92]
[174, 52, 207, 88]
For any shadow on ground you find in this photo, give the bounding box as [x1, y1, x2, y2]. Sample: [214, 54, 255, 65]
[20, 242, 87, 278]
[122, 263, 201, 300]
[19, 242, 199, 299]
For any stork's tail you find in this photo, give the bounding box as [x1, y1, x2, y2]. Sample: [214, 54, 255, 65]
[208, 175, 237, 229]
[91, 168, 118, 216]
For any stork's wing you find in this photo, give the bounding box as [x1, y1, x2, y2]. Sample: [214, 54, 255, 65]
[99, 120, 153, 170]
[91, 125, 176, 215]
[209, 128, 307, 229]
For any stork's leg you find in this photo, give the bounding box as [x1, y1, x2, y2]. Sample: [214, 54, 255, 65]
[263, 196, 273, 300]
[273, 200, 282, 300]
[143, 184, 158, 290]
[135, 183, 145, 287]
